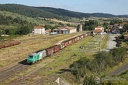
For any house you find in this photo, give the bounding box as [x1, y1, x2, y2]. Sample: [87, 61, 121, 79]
[60, 28, 69, 34]
[65, 26, 77, 34]
[33, 26, 45, 34]
[53, 26, 77, 34]
[93, 26, 104, 34]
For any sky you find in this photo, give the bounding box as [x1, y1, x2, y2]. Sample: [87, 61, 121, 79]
[0, 0, 128, 15]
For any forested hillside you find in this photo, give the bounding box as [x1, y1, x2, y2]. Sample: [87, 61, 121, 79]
[0, 4, 66, 20]
[1, 4, 127, 20]
[36, 7, 90, 18]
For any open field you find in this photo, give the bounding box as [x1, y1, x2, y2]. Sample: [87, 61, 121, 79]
[6, 35, 109, 85]
[0, 32, 82, 69]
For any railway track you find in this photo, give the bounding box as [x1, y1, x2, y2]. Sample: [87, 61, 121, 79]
[7, 58, 54, 85]
[0, 63, 29, 83]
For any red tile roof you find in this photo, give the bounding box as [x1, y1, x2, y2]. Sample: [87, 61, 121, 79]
[34, 26, 44, 29]
[95, 26, 104, 29]
[94, 29, 102, 33]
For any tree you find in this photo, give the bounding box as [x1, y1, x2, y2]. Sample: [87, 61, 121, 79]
[103, 22, 108, 30]
[83, 76, 98, 85]
[0, 29, 3, 39]
[70, 57, 90, 82]
[18, 26, 32, 35]
[45, 25, 53, 30]
[83, 20, 98, 31]
[123, 24, 128, 32]
[5, 29, 15, 35]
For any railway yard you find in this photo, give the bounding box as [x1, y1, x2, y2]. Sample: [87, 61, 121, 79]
[0, 33, 81, 68]
[0, 33, 127, 85]
[0, 33, 109, 85]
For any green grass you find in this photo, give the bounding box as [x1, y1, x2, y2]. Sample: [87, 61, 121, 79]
[101, 35, 109, 49]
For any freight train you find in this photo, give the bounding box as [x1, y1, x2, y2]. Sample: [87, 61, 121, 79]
[26, 32, 90, 64]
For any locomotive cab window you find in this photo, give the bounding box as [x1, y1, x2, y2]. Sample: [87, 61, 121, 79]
[29, 55, 33, 58]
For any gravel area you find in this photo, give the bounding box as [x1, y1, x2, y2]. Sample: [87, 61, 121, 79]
[106, 34, 117, 50]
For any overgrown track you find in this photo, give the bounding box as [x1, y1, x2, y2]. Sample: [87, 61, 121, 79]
[0, 63, 29, 82]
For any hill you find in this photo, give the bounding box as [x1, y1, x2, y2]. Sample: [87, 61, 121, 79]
[0, 4, 128, 20]
[0, 4, 64, 19]
[36, 7, 90, 18]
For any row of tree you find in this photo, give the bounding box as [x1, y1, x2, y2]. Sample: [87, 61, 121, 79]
[4, 25, 33, 35]
[70, 47, 127, 84]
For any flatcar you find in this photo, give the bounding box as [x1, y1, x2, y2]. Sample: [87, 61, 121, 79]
[0, 45, 4, 49]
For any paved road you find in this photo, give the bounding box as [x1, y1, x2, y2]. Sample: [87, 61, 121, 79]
[108, 63, 128, 76]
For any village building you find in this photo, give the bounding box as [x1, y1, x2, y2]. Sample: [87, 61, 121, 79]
[53, 26, 77, 34]
[33, 26, 45, 34]
[65, 26, 77, 34]
[93, 26, 104, 34]
[112, 25, 123, 34]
